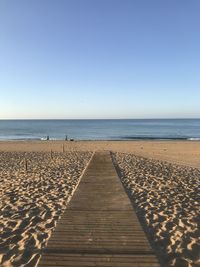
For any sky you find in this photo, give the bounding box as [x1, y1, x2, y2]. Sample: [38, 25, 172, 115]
[0, 0, 200, 119]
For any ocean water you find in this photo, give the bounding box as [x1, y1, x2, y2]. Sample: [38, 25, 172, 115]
[0, 119, 200, 141]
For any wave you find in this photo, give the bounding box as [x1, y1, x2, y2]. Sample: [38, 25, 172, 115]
[119, 136, 200, 141]
[1, 136, 200, 141]
[0, 137, 42, 141]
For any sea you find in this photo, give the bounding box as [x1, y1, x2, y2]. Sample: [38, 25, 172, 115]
[0, 119, 200, 141]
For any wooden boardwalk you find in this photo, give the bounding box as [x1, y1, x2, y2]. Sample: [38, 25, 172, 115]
[39, 151, 160, 267]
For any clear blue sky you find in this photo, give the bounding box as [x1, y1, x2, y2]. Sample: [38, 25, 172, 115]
[0, 0, 200, 119]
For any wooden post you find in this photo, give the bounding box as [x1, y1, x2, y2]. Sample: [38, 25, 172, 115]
[50, 149, 53, 159]
[24, 158, 28, 172]
[62, 144, 65, 153]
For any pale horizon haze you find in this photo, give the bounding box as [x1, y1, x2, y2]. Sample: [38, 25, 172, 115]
[0, 0, 200, 119]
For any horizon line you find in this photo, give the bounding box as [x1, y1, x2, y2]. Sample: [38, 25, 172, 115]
[0, 117, 200, 120]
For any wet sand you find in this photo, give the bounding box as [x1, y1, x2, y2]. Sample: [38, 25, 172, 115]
[0, 141, 200, 267]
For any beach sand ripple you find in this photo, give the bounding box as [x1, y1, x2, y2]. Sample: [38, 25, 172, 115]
[0, 151, 92, 266]
[113, 153, 200, 267]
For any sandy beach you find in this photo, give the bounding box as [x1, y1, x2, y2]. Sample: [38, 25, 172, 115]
[0, 141, 199, 266]
[0, 150, 92, 266]
[2, 0, 200, 265]
[113, 152, 200, 267]
[1, 140, 200, 168]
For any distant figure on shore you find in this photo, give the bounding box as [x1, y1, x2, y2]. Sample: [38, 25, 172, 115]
[46, 135, 49, 141]
[65, 135, 68, 141]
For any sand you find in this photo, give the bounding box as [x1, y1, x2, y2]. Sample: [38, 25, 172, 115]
[113, 153, 200, 267]
[0, 151, 92, 266]
[0, 141, 199, 267]
[0, 140, 200, 168]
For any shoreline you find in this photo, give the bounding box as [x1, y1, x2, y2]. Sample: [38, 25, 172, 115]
[1, 137, 200, 141]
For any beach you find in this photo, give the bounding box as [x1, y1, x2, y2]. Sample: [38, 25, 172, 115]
[2, 0, 200, 265]
[0, 141, 199, 266]
[112, 152, 200, 267]
[0, 150, 92, 266]
[1, 140, 200, 168]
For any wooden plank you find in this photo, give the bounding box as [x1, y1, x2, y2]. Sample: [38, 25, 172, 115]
[38, 151, 160, 267]
[39, 254, 160, 267]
